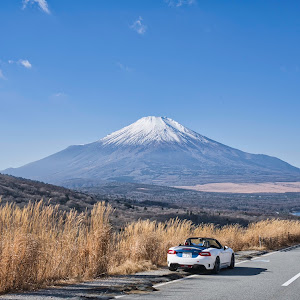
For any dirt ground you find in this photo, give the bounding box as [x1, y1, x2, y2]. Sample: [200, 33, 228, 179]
[176, 182, 300, 193]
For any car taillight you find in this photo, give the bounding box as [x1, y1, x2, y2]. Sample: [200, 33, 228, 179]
[199, 252, 211, 256]
[168, 249, 177, 254]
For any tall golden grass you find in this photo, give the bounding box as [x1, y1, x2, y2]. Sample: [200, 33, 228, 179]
[0, 200, 112, 293]
[111, 218, 300, 274]
[0, 200, 300, 293]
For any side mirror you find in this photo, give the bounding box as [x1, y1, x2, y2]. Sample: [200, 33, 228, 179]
[224, 246, 228, 250]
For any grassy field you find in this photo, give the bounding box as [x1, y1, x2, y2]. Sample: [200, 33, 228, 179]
[0, 200, 300, 294]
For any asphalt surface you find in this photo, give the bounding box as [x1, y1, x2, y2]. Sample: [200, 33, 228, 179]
[120, 245, 300, 300]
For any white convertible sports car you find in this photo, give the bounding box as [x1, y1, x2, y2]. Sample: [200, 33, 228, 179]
[167, 237, 235, 273]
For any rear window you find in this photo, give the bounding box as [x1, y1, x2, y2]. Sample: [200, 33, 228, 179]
[187, 238, 222, 249]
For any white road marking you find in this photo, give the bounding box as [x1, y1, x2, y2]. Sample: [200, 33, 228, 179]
[235, 246, 290, 265]
[252, 259, 270, 262]
[282, 272, 300, 287]
[153, 274, 199, 288]
[261, 251, 278, 257]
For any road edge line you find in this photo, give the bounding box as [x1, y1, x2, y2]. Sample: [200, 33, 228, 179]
[282, 272, 300, 287]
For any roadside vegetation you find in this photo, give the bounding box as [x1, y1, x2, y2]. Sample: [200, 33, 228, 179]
[0, 200, 300, 294]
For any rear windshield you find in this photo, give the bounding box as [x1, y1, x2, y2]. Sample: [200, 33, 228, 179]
[186, 238, 222, 249]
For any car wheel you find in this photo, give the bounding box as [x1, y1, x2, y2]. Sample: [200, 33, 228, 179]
[212, 257, 220, 274]
[169, 265, 178, 271]
[228, 254, 235, 269]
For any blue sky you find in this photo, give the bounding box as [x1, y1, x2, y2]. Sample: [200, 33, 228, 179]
[0, 0, 300, 170]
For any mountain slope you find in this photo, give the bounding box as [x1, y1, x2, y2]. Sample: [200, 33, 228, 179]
[4, 116, 300, 185]
[0, 173, 98, 211]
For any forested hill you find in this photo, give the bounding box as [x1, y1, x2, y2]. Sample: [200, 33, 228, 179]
[0, 173, 101, 212]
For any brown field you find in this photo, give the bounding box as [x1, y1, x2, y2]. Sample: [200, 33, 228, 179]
[176, 181, 300, 193]
[1, 200, 300, 294]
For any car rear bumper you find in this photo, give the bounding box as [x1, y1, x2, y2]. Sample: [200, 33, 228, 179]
[169, 263, 208, 271]
[167, 255, 214, 270]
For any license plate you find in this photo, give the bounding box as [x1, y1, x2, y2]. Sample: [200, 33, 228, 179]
[182, 252, 192, 258]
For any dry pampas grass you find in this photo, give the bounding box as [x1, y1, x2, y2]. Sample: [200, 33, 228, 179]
[0, 199, 300, 294]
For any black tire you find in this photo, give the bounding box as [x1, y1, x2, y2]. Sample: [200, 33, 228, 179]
[212, 256, 220, 274]
[228, 254, 235, 269]
[169, 265, 178, 271]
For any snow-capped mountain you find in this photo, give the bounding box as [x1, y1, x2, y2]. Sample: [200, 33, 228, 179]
[4, 116, 300, 186]
[101, 116, 206, 146]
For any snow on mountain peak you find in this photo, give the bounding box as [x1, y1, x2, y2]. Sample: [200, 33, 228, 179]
[101, 116, 204, 146]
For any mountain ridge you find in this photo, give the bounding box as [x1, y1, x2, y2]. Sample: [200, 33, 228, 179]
[3, 116, 300, 186]
[100, 116, 207, 146]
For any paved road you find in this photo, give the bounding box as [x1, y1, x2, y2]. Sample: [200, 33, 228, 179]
[120, 246, 300, 300]
[1, 247, 299, 300]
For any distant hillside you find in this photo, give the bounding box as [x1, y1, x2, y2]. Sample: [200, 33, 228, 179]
[1, 174, 299, 229]
[0, 174, 252, 227]
[0, 173, 100, 212]
[67, 181, 300, 216]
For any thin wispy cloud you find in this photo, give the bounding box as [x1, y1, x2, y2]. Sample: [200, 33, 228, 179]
[22, 0, 50, 14]
[130, 16, 147, 35]
[165, 0, 196, 7]
[19, 59, 32, 69]
[116, 62, 132, 72]
[0, 70, 6, 80]
[9, 59, 32, 69]
[53, 92, 67, 98]
[49, 92, 70, 104]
